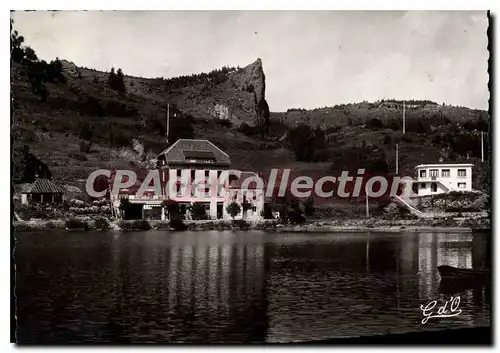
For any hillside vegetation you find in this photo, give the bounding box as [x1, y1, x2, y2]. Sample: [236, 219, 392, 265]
[11, 21, 490, 207]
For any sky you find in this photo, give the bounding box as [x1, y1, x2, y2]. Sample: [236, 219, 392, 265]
[11, 10, 489, 111]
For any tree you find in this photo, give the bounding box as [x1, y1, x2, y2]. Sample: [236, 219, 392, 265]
[107, 67, 116, 88]
[257, 99, 270, 138]
[287, 124, 326, 162]
[163, 199, 181, 220]
[11, 21, 66, 101]
[78, 121, 93, 141]
[11, 19, 37, 64]
[304, 196, 315, 217]
[190, 202, 208, 220]
[366, 118, 383, 130]
[115, 68, 126, 93]
[261, 203, 274, 219]
[108, 67, 126, 93]
[119, 198, 131, 219]
[226, 202, 241, 220]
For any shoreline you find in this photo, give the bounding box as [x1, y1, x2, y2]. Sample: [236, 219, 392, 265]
[13, 218, 489, 233]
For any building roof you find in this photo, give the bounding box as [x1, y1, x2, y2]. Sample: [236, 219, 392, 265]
[22, 178, 65, 194]
[415, 163, 474, 169]
[157, 139, 231, 166]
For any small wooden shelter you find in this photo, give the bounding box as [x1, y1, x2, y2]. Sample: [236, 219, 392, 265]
[21, 178, 65, 205]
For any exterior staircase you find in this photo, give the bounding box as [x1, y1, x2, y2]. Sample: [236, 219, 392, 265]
[393, 195, 432, 218]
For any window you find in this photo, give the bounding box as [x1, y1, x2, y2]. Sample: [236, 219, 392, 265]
[419, 170, 427, 178]
[420, 183, 426, 189]
[458, 182, 466, 188]
[430, 169, 439, 177]
[252, 206, 257, 212]
[176, 169, 182, 178]
[441, 169, 450, 177]
[458, 169, 466, 177]
[191, 170, 196, 181]
[431, 183, 437, 192]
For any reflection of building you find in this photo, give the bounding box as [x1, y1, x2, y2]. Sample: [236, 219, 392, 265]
[417, 233, 475, 298]
[413, 163, 473, 196]
[165, 237, 267, 341]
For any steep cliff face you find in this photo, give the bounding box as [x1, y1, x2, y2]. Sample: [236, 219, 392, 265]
[231, 58, 269, 131]
[162, 58, 269, 128]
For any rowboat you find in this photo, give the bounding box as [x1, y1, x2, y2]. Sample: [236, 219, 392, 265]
[437, 265, 490, 281]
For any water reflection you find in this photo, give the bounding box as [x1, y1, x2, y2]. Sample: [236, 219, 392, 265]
[15, 231, 490, 344]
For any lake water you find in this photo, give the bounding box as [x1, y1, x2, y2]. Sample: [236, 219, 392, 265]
[14, 230, 491, 343]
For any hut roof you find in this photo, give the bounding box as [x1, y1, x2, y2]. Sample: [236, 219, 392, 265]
[22, 178, 65, 194]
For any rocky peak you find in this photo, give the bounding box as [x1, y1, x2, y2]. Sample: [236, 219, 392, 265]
[60, 59, 79, 74]
[232, 58, 266, 107]
[231, 58, 269, 132]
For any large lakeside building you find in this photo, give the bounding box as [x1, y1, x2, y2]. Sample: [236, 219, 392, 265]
[113, 139, 265, 221]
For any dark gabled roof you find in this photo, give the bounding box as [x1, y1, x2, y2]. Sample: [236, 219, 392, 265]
[22, 178, 65, 194]
[183, 150, 216, 160]
[158, 139, 231, 166]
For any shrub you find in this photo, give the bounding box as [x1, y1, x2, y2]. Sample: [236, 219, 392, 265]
[237, 123, 260, 137]
[79, 140, 92, 153]
[190, 202, 208, 220]
[110, 130, 130, 148]
[170, 218, 187, 231]
[226, 201, 241, 219]
[65, 218, 88, 229]
[232, 219, 250, 230]
[78, 120, 93, 141]
[118, 220, 151, 231]
[69, 150, 88, 161]
[366, 118, 384, 130]
[261, 203, 274, 219]
[215, 119, 232, 128]
[304, 197, 315, 217]
[81, 96, 106, 117]
[94, 217, 110, 231]
[287, 210, 306, 224]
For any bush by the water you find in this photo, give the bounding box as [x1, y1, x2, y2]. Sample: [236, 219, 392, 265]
[119, 220, 151, 231]
[232, 219, 250, 230]
[65, 218, 88, 229]
[170, 218, 188, 231]
[94, 217, 110, 231]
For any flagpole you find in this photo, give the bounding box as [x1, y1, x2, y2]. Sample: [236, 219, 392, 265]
[481, 131, 484, 162]
[402, 100, 405, 134]
[365, 185, 370, 218]
[166, 103, 170, 144]
[396, 143, 399, 175]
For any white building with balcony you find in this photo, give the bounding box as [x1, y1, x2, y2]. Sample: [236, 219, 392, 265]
[412, 163, 473, 196]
